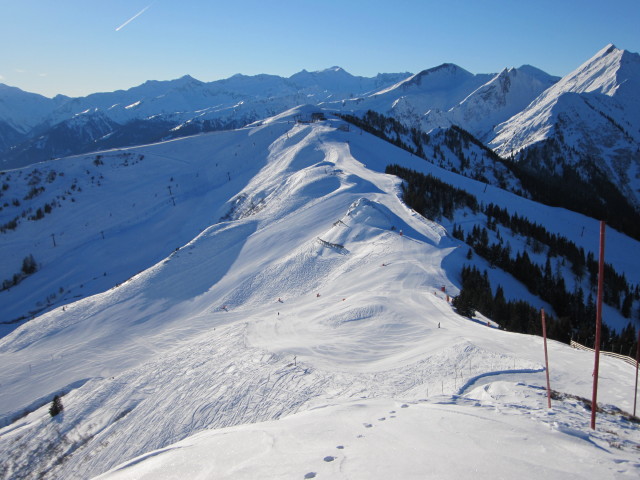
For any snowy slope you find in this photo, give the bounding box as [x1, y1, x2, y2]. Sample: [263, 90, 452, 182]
[489, 44, 640, 208]
[324, 62, 560, 147]
[421, 66, 559, 140]
[492, 44, 640, 152]
[3, 107, 640, 335]
[1, 107, 639, 479]
[325, 64, 494, 127]
[0, 125, 285, 334]
[95, 392, 640, 480]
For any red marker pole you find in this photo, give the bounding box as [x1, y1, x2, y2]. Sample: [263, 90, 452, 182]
[541, 308, 552, 408]
[633, 329, 640, 418]
[590, 221, 605, 430]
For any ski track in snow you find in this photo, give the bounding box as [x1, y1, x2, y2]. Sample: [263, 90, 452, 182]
[1, 107, 639, 479]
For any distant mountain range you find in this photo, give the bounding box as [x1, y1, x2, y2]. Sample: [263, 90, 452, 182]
[1, 44, 638, 227]
[0, 68, 410, 170]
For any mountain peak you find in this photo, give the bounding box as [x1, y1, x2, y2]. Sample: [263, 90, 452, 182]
[420, 63, 468, 76]
[516, 64, 560, 83]
[598, 43, 618, 57]
[402, 63, 473, 90]
[322, 66, 346, 73]
[291, 66, 352, 77]
[490, 43, 640, 209]
[175, 74, 203, 86]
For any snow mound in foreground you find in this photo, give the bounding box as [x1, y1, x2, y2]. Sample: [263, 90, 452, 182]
[95, 388, 640, 480]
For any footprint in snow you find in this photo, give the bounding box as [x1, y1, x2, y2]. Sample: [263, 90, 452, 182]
[389, 410, 396, 414]
[304, 473, 317, 479]
[336, 445, 345, 450]
[401, 404, 409, 408]
[378, 417, 386, 421]
[324, 456, 336, 462]
[363, 423, 373, 428]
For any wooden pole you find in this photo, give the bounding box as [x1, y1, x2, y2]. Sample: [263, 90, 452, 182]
[590, 221, 605, 430]
[634, 328, 640, 418]
[541, 308, 552, 408]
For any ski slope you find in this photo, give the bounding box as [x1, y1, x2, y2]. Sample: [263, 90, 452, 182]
[1, 106, 639, 479]
[96, 392, 639, 480]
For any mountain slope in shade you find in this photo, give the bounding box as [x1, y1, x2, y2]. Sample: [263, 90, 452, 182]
[489, 44, 640, 208]
[0, 84, 67, 134]
[0, 121, 24, 153]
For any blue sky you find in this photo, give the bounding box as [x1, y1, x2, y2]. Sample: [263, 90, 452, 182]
[1, 0, 638, 98]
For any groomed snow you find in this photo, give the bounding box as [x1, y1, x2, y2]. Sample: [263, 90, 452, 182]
[95, 392, 640, 480]
[1, 106, 639, 479]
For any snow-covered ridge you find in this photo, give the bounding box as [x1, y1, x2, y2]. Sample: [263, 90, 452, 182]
[330, 63, 496, 126]
[1, 108, 639, 479]
[0, 68, 411, 133]
[418, 65, 559, 139]
[490, 43, 640, 153]
[488, 43, 640, 209]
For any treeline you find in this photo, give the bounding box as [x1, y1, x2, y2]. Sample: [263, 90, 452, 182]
[458, 224, 596, 345]
[1, 254, 37, 291]
[453, 265, 571, 341]
[385, 164, 478, 219]
[339, 111, 425, 154]
[454, 265, 637, 355]
[508, 139, 640, 241]
[340, 110, 640, 241]
[386, 164, 638, 354]
[482, 203, 636, 315]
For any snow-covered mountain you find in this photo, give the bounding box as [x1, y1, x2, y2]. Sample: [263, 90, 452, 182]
[0, 84, 68, 153]
[375, 63, 494, 111]
[327, 64, 493, 125]
[0, 69, 411, 170]
[1, 106, 639, 479]
[325, 45, 640, 241]
[0, 84, 67, 134]
[421, 65, 560, 140]
[489, 44, 640, 209]
[2, 44, 640, 478]
[324, 63, 558, 142]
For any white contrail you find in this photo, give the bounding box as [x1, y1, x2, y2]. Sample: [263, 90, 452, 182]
[115, 4, 152, 31]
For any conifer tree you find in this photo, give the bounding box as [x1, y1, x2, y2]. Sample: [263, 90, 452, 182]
[21, 254, 37, 275]
[49, 395, 63, 417]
